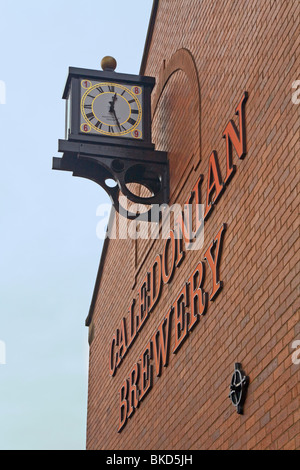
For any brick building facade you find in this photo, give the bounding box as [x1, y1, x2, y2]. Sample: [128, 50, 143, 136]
[85, 0, 299, 450]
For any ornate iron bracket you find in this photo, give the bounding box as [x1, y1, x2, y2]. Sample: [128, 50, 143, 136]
[53, 139, 169, 221]
[229, 363, 249, 414]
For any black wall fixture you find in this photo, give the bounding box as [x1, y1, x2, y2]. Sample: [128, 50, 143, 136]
[229, 363, 249, 414]
[52, 57, 169, 221]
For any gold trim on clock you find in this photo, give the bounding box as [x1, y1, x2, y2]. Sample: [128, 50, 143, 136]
[80, 123, 91, 133]
[80, 82, 142, 137]
[81, 80, 92, 90]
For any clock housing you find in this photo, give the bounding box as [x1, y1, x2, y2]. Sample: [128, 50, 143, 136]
[53, 61, 169, 220]
[63, 66, 155, 148]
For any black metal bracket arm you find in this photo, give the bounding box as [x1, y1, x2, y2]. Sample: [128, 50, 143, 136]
[53, 139, 169, 221]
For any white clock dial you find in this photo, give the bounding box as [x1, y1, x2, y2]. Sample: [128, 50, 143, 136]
[80, 80, 143, 139]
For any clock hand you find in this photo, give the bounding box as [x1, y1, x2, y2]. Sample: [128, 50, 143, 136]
[109, 93, 117, 112]
[108, 93, 121, 131]
[112, 109, 122, 132]
[107, 93, 121, 131]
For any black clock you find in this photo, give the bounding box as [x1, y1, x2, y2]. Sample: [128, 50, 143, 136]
[53, 57, 169, 220]
[64, 56, 154, 147]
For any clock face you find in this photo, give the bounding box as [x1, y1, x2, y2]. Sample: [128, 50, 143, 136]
[80, 80, 143, 139]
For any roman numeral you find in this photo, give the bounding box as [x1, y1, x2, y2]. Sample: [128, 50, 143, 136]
[86, 112, 95, 120]
[97, 86, 104, 93]
[108, 126, 114, 133]
[95, 121, 102, 129]
[128, 118, 136, 126]
[87, 94, 96, 99]
[131, 109, 139, 114]
[108, 85, 115, 92]
[121, 90, 126, 96]
[128, 99, 135, 104]
[84, 104, 92, 109]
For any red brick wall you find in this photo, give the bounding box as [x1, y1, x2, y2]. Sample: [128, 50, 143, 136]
[86, 0, 299, 450]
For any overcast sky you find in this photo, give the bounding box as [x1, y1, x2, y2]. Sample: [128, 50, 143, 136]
[0, 0, 153, 450]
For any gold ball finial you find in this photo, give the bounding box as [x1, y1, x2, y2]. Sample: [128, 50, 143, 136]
[101, 56, 117, 71]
